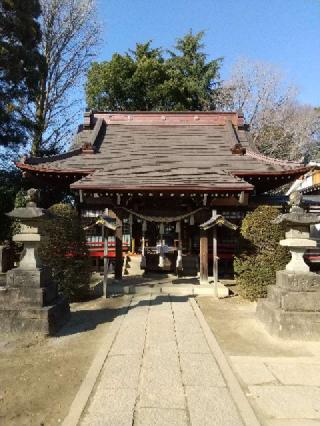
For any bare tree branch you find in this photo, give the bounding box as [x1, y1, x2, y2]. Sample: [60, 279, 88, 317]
[218, 57, 320, 161]
[24, 0, 100, 156]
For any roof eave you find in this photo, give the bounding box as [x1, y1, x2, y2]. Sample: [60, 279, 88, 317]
[233, 167, 310, 177]
[16, 162, 94, 175]
[69, 183, 254, 192]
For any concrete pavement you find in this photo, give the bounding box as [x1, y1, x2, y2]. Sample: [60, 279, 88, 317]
[232, 356, 320, 425]
[69, 294, 258, 426]
[197, 295, 320, 426]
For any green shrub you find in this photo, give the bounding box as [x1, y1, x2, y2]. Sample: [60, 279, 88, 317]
[40, 203, 91, 301]
[234, 205, 289, 301]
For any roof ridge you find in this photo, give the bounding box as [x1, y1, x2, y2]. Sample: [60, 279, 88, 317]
[23, 148, 82, 165]
[246, 149, 303, 167]
[22, 118, 106, 165]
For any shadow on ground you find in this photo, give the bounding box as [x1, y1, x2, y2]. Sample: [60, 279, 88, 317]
[56, 294, 190, 338]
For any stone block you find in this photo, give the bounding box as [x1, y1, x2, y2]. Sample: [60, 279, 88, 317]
[267, 362, 320, 386]
[248, 385, 320, 419]
[0, 296, 70, 335]
[257, 299, 320, 340]
[6, 267, 51, 288]
[0, 272, 6, 287]
[267, 285, 286, 308]
[0, 287, 45, 307]
[134, 408, 188, 426]
[0, 245, 14, 273]
[276, 270, 320, 292]
[137, 383, 186, 409]
[282, 291, 320, 312]
[175, 331, 210, 353]
[186, 386, 243, 426]
[98, 354, 141, 389]
[231, 357, 277, 385]
[180, 353, 226, 387]
[0, 284, 57, 308]
[81, 387, 136, 426]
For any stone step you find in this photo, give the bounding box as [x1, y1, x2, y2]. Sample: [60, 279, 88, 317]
[107, 282, 229, 297]
[125, 254, 199, 277]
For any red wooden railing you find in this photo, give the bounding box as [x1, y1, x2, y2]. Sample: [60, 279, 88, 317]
[86, 241, 129, 258]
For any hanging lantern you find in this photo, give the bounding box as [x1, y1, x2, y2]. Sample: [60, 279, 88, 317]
[142, 220, 147, 233]
[190, 214, 195, 226]
[159, 222, 165, 235]
[175, 221, 181, 233]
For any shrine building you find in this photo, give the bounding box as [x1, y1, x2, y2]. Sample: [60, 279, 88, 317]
[17, 111, 308, 282]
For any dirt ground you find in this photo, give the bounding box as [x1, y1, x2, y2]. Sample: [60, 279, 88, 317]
[197, 294, 320, 358]
[0, 295, 130, 426]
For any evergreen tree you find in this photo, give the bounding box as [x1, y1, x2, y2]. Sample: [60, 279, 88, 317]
[0, 0, 45, 147]
[85, 31, 222, 111]
[165, 30, 222, 110]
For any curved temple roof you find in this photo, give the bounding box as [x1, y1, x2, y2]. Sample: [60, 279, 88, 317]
[17, 111, 308, 193]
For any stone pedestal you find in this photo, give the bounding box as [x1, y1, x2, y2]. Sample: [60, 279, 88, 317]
[0, 265, 70, 335]
[256, 192, 320, 340]
[0, 189, 70, 335]
[257, 270, 320, 340]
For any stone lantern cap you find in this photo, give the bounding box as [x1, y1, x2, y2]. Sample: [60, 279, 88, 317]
[6, 189, 47, 220]
[272, 211, 320, 226]
[271, 191, 319, 273]
[272, 191, 320, 227]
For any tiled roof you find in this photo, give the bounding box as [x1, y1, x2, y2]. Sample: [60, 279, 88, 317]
[17, 111, 308, 192]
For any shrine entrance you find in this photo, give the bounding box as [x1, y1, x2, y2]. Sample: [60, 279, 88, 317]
[79, 195, 244, 297]
[125, 207, 202, 276]
[109, 207, 239, 296]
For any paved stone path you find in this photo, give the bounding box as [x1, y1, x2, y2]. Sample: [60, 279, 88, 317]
[231, 355, 320, 425]
[80, 295, 246, 425]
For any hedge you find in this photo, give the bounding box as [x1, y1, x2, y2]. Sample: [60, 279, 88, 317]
[234, 205, 289, 301]
[40, 203, 91, 301]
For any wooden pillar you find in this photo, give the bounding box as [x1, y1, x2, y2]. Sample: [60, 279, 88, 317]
[102, 225, 109, 297]
[129, 214, 133, 252]
[176, 221, 182, 271]
[213, 227, 218, 296]
[200, 228, 208, 284]
[115, 216, 123, 280]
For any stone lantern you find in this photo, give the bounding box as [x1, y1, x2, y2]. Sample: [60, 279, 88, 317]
[277, 191, 318, 273]
[257, 191, 320, 340]
[0, 189, 70, 334]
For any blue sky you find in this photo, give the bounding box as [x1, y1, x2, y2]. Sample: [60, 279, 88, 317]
[95, 0, 320, 106]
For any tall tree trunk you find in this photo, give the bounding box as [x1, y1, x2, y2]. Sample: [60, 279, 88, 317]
[31, 77, 47, 156]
